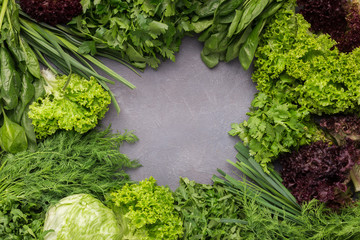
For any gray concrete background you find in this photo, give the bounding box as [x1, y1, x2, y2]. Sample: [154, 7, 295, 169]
[100, 37, 257, 190]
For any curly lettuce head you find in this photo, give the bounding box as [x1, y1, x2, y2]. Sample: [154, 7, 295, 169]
[110, 177, 183, 240]
[28, 71, 111, 139]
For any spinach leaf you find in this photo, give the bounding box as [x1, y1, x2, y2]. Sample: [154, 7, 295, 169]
[14, 70, 35, 123]
[239, 18, 267, 70]
[21, 105, 37, 152]
[0, 47, 20, 110]
[20, 37, 41, 79]
[0, 108, 28, 154]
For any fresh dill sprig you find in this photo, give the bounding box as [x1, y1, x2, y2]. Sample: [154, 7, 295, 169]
[0, 126, 140, 209]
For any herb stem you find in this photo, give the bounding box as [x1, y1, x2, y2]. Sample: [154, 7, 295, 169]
[0, 0, 9, 31]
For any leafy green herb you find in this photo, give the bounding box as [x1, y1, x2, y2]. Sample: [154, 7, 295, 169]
[229, 93, 323, 172]
[0, 196, 49, 240]
[68, 0, 197, 69]
[174, 178, 245, 239]
[0, 126, 140, 209]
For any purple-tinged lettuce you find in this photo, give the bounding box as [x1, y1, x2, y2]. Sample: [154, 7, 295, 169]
[19, 0, 82, 25]
[279, 140, 360, 209]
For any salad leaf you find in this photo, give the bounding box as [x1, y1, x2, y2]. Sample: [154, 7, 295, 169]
[28, 70, 111, 139]
[109, 177, 183, 240]
[279, 140, 359, 209]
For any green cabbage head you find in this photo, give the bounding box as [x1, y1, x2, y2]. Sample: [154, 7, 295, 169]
[44, 194, 122, 240]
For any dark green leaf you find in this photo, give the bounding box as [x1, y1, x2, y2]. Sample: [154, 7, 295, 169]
[21, 106, 37, 152]
[0, 47, 19, 110]
[201, 51, 219, 68]
[239, 19, 267, 70]
[78, 41, 97, 55]
[227, 9, 243, 38]
[217, 0, 244, 16]
[0, 109, 28, 153]
[225, 24, 252, 62]
[196, 0, 220, 18]
[237, 0, 269, 33]
[20, 37, 41, 78]
[192, 19, 213, 33]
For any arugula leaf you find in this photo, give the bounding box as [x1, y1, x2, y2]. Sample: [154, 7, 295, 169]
[174, 178, 245, 239]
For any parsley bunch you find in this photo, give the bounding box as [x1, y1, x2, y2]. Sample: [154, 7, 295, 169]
[68, 0, 197, 69]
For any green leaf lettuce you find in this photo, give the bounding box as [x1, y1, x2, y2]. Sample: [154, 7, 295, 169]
[28, 70, 111, 139]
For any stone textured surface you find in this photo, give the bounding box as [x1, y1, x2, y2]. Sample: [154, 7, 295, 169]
[100, 37, 257, 190]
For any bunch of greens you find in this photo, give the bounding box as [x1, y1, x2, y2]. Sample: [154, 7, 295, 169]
[19, 14, 135, 113]
[0, 196, 48, 239]
[0, 127, 140, 210]
[230, 0, 360, 171]
[109, 177, 183, 240]
[192, 0, 285, 69]
[173, 178, 245, 239]
[253, 0, 360, 115]
[0, 0, 42, 153]
[229, 92, 323, 172]
[28, 70, 111, 139]
[67, 0, 197, 69]
[212, 142, 360, 239]
[0, 127, 139, 238]
[213, 141, 302, 224]
[279, 140, 359, 209]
